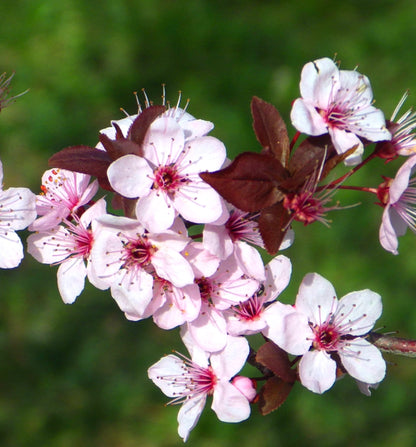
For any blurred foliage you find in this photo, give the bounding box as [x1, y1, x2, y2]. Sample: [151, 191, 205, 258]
[1, 0, 416, 446]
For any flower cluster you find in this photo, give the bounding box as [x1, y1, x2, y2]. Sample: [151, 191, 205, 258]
[3, 58, 416, 442]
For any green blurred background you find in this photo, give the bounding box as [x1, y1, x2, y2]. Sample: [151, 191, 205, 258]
[1, 1, 416, 446]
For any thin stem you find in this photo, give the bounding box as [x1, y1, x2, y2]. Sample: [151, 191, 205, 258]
[335, 185, 378, 194]
[368, 332, 416, 358]
[321, 150, 378, 191]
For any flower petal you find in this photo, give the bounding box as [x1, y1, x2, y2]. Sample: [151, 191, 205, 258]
[298, 350, 336, 394]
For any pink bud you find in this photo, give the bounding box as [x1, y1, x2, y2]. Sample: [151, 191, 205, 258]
[232, 376, 257, 402]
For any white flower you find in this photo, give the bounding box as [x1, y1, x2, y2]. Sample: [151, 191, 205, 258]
[0, 160, 36, 268]
[264, 273, 386, 394]
[90, 214, 194, 320]
[27, 198, 107, 303]
[148, 331, 251, 442]
[107, 114, 228, 232]
[291, 57, 391, 165]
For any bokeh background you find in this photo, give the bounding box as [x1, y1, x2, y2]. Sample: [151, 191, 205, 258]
[1, 1, 416, 446]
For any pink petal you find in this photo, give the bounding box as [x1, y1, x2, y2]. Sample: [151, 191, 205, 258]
[211, 381, 250, 423]
[177, 395, 207, 442]
[299, 350, 336, 394]
[295, 273, 337, 325]
[299, 57, 339, 108]
[57, 257, 87, 304]
[210, 335, 249, 380]
[339, 339, 386, 384]
[0, 230, 24, 268]
[337, 290, 382, 336]
[290, 98, 328, 135]
[107, 154, 153, 198]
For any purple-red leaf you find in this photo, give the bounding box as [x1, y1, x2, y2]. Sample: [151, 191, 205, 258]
[251, 96, 290, 167]
[256, 341, 297, 384]
[258, 202, 292, 255]
[258, 376, 294, 415]
[128, 105, 166, 145]
[99, 133, 143, 160]
[200, 152, 288, 212]
[49, 146, 112, 179]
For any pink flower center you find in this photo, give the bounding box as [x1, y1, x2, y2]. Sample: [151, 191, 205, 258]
[196, 277, 213, 303]
[153, 165, 187, 194]
[312, 322, 341, 351]
[225, 209, 263, 246]
[122, 236, 156, 269]
[232, 293, 264, 321]
[162, 353, 218, 405]
[283, 192, 324, 226]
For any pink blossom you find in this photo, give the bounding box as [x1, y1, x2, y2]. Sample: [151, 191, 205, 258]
[225, 255, 292, 336]
[90, 214, 194, 320]
[379, 155, 416, 254]
[27, 198, 107, 303]
[264, 273, 386, 394]
[0, 160, 36, 268]
[186, 253, 260, 352]
[148, 331, 251, 442]
[30, 168, 98, 231]
[107, 115, 228, 232]
[291, 57, 391, 165]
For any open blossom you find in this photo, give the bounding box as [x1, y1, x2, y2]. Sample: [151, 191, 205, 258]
[90, 214, 194, 320]
[27, 198, 107, 303]
[186, 252, 260, 352]
[225, 255, 292, 336]
[291, 57, 391, 165]
[0, 160, 36, 268]
[378, 154, 416, 254]
[30, 168, 98, 232]
[107, 114, 228, 233]
[263, 273, 386, 394]
[148, 330, 251, 442]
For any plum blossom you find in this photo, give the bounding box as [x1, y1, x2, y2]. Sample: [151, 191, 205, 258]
[27, 198, 107, 303]
[148, 330, 251, 442]
[378, 154, 416, 254]
[150, 241, 219, 330]
[225, 255, 292, 336]
[0, 160, 36, 268]
[263, 273, 386, 394]
[107, 114, 228, 233]
[30, 168, 98, 232]
[185, 252, 260, 352]
[291, 57, 391, 165]
[90, 214, 194, 320]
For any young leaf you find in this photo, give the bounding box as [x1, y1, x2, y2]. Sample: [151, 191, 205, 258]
[258, 376, 294, 415]
[251, 96, 290, 167]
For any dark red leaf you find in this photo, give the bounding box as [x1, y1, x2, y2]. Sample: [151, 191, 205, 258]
[258, 202, 292, 254]
[200, 152, 288, 212]
[99, 133, 143, 160]
[49, 146, 112, 179]
[251, 96, 290, 167]
[258, 376, 294, 415]
[256, 341, 297, 383]
[128, 105, 166, 145]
